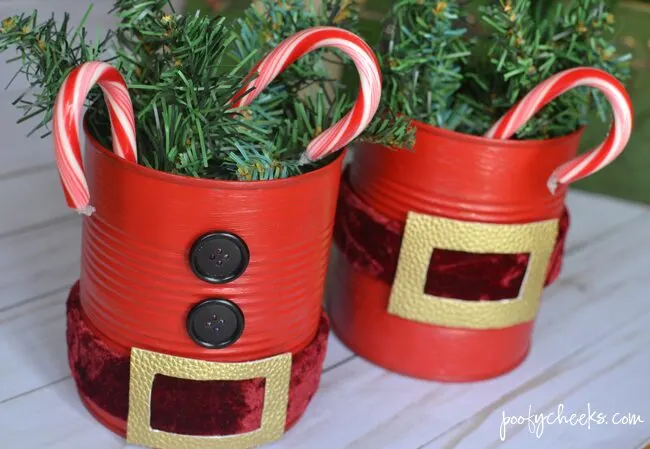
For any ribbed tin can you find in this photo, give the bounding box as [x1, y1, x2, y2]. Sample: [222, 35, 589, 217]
[328, 120, 583, 381]
[80, 129, 344, 363]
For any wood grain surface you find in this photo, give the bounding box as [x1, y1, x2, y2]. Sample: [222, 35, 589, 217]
[0, 1, 648, 448]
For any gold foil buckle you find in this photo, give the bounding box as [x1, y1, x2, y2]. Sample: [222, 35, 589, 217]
[126, 348, 292, 449]
[388, 212, 559, 329]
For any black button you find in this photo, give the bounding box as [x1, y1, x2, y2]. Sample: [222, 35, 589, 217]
[190, 232, 249, 284]
[186, 299, 245, 349]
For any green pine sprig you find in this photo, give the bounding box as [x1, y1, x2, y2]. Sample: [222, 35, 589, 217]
[367, 0, 631, 140]
[376, 0, 472, 132]
[229, 0, 414, 175]
[0, 9, 111, 137]
[2, 0, 408, 181]
[474, 0, 631, 139]
[0, 0, 632, 180]
[110, 0, 271, 177]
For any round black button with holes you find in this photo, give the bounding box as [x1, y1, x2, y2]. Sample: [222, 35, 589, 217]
[186, 299, 244, 349]
[189, 232, 249, 284]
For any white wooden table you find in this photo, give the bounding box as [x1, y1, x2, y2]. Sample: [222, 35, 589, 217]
[1, 1, 650, 448]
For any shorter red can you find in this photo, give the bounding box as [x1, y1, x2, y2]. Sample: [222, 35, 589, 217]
[329, 120, 583, 381]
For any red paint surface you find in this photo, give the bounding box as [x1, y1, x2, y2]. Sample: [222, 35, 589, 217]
[328, 249, 534, 382]
[349, 121, 583, 223]
[329, 121, 583, 381]
[80, 128, 343, 362]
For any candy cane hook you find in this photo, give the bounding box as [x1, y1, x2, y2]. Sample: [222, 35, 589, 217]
[231, 26, 382, 164]
[53, 61, 137, 215]
[486, 68, 633, 194]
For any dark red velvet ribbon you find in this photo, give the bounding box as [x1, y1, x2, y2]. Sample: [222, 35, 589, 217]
[66, 282, 329, 437]
[334, 174, 570, 301]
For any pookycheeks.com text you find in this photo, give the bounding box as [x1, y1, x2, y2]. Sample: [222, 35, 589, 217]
[500, 403, 644, 441]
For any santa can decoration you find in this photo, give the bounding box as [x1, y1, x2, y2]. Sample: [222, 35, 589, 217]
[329, 68, 633, 381]
[59, 28, 381, 448]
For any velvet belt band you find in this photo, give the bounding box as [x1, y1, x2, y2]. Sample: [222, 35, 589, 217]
[333, 173, 570, 301]
[66, 281, 329, 444]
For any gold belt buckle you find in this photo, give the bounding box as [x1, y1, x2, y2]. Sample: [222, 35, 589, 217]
[388, 212, 559, 329]
[126, 348, 292, 449]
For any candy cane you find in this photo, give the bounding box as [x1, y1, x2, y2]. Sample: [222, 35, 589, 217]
[486, 68, 633, 194]
[53, 61, 137, 215]
[231, 26, 382, 164]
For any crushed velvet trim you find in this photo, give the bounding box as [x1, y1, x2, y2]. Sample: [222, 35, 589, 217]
[66, 282, 329, 437]
[334, 174, 570, 300]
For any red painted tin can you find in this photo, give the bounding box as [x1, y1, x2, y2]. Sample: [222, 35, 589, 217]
[66, 128, 343, 443]
[328, 120, 583, 381]
[81, 131, 342, 362]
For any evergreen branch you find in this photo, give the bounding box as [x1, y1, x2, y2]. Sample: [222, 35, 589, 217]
[374, 0, 472, 134]
[363, 0, 631, 139]
[0, 7, 111, 136]
[476, 0, 631, 138]
[0, 0, 633, 184]
[230, 0, 414, 162]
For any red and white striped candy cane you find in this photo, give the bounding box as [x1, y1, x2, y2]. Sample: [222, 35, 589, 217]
[53, 61, 137, 215]
[231, 26, 382, 164]
[485, 67, 633, 194]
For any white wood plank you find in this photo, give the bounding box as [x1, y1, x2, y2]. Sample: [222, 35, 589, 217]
[0, 378, 126, 449]
[2, 205, 649, 448]
[426, 305, 650, 449]
[564, 189, 648, 252]
[322, 332, 354, 372]
[0, 90, 57, 177]
[263, 211, 650, 449]
[0, 168, 71, 235]
[635, 439, 650, 449]
[0, 289, 69, 403]
[0, 218, 80, 311]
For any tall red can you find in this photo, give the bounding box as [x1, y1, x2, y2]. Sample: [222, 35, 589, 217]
[66, 130, 342, 447]
[328, 120, 583, 381]
[50, 24, 385, 448]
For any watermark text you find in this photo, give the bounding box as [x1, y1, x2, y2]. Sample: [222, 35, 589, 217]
[500, 403, 644, 440]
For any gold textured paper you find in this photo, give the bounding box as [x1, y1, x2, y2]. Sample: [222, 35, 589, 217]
[126, 348, 292, 449]
[387, 212, 559, 329]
